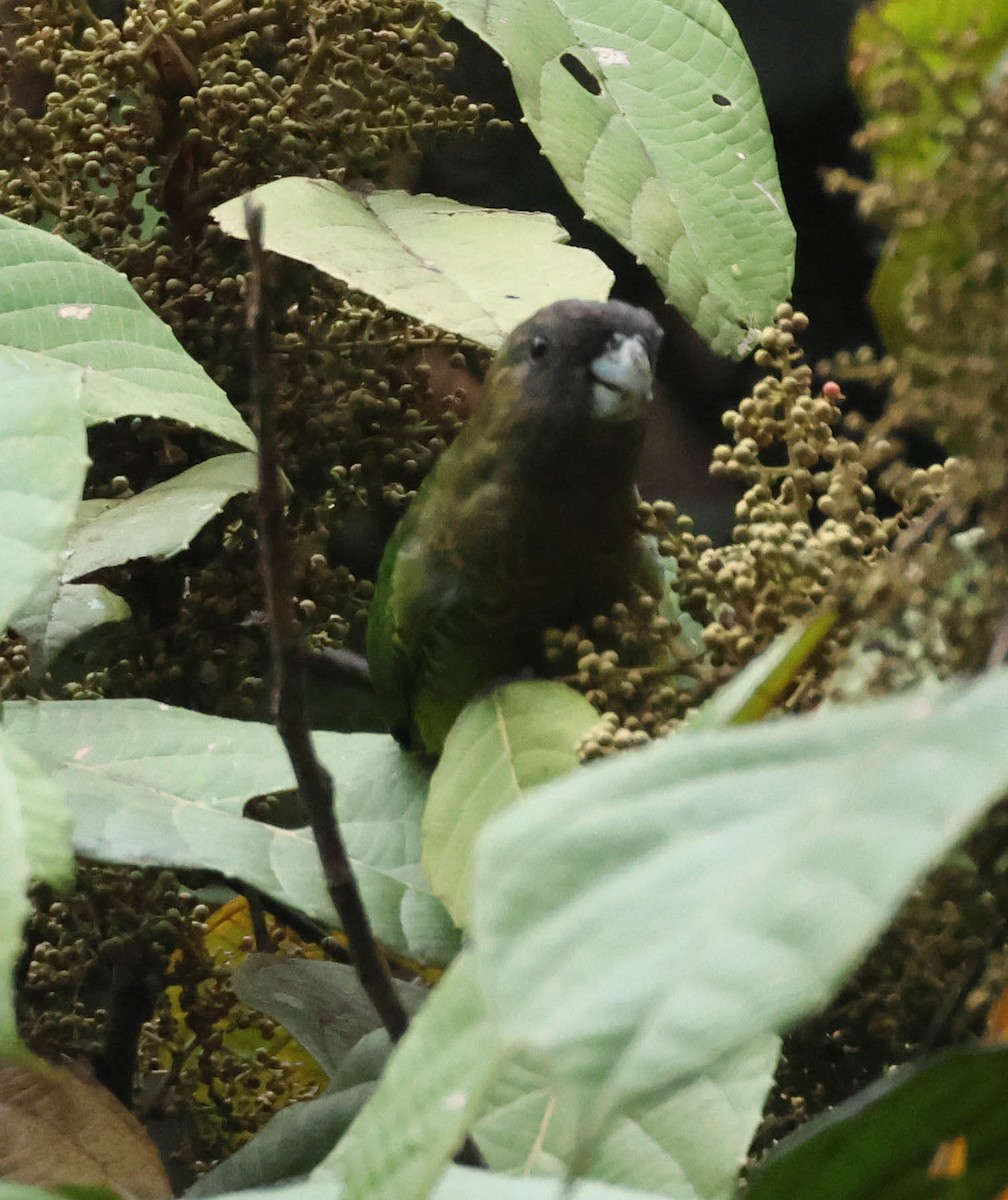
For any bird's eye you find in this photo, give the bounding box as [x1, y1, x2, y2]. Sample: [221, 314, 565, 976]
[529, 336, 549, 361]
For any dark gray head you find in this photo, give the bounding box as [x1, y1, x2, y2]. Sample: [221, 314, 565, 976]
[485, 298, 663, 430]
[470, 298, 663, 488]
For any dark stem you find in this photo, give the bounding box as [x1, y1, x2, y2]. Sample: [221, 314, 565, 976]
[243, 200, 409, 1043]
[244, 202, 486, 1170]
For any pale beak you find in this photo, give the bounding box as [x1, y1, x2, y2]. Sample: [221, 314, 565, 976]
[589, 332, 653, 420]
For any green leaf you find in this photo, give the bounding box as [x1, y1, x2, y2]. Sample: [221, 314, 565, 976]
[0, 347, 88, 631]
[194, 1165, 688, 1200]
[424, 681, 597, 928]
[687, 608, 837, 728]
[0, 730, 73, 1059]
[231, 957, 427, 1080]
[475, 1035, 779, 1198]
[0, 214, 254, 447]
[431, 1170, 685, 1200]
[319, 955, 506, 1200]
[3, 700, 458, 966]
[62, 452, 258, 579]
[311, 939, 769, 1198]
[443, 0, 794, 356]
[744, 1044, 1008, 1200]
[12, 582, 130, 670]
[470, 670, 1008, 1141]
[212, 181, 614, 349]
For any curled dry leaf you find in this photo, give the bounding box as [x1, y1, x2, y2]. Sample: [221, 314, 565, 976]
[0, 1061, 171, 1200]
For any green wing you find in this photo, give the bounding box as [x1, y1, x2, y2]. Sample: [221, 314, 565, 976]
[365, 473, 510, 754]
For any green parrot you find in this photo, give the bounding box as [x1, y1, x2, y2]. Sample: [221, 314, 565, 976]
[366, 297, 665, 756]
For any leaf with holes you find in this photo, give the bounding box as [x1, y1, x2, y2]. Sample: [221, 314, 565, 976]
[443, 0, 795, 356]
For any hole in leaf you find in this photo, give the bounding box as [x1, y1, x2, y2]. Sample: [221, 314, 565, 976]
[560, 53, 602, 96]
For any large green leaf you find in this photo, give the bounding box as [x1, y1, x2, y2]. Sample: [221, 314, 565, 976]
[213, 182, 614, 350]
[0, 214, 254, 447]
[320, 946, 774, 1199]
[201, 1164, 689, 1200]
[470, 670, 1008, 1141]
[0, 347, 88, 632]
[424, 681, 596, 927]
[475, 1034, 779, 1196]
[443, 0, 794, 356]
[3, 700, 458, 966]
[62, 452, 258, 579]
[430, 1171, 692, 1200]
[744, 1044, 1008, 1200]
[320, 956, 505, 1200]
[0, 730, 74, 1060]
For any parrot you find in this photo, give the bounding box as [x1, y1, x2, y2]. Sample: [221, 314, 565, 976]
[365, 297, 665, 757]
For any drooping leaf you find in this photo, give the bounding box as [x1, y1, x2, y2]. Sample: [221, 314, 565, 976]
[744, 1044, 1008, 1200]
[319, 956, 506, 1200]
[0, 214, 254, 447]
[213, 181, 614, 350]
[232, 957, 427, 1079]
[11, 582, 130, 670]
[3, 700, 458, 966]
[443, 0, 795, 356]
[0, 346, 88, 631]
[424, 681, 596, 927]
[0, 1062, 171, 1199]
[470, 669, 1008, 1144]
[0, 731, 73, 1060]
[62, 452, 258, 579]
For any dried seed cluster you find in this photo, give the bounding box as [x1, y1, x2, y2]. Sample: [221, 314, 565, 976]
[19, 866, 204, 1062]
[660, 307, 888, 703]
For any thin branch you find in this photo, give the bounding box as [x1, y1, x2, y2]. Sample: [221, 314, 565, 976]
[243, 198, 409, 1043]
[244, 202, 487, 1171]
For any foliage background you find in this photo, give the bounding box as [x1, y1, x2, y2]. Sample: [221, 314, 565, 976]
[1, 1, 1008, 1198]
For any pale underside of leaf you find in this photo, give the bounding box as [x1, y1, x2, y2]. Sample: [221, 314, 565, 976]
[3, 700, 458, 965]
[0, 216, 254, 446]
[213, 180, 614, 349]
[470, 670, 1008, 1137]
[62, 451, 258, 579]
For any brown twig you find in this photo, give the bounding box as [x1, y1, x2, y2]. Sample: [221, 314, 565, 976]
[243, 198, 409, 1043]
[243, 201, 486, 1170]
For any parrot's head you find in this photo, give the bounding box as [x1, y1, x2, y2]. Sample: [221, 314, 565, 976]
[474, 299, 664, 469]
